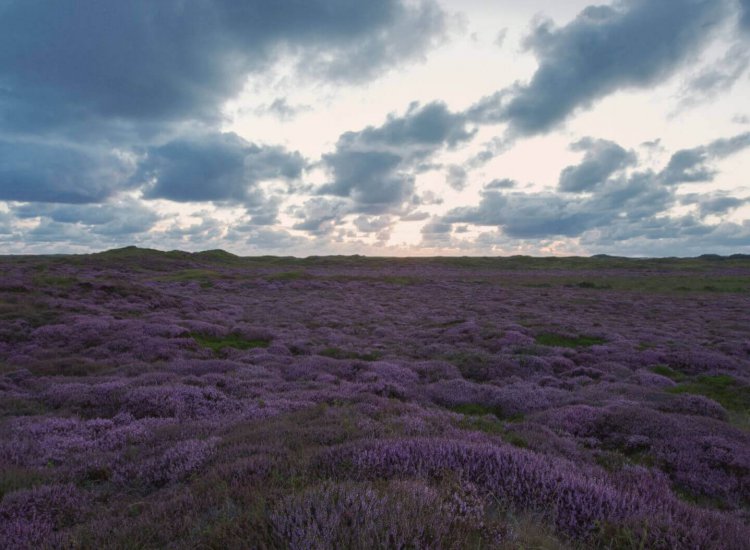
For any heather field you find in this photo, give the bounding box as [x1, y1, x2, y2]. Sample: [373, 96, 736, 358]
[2, 247, 750, 549]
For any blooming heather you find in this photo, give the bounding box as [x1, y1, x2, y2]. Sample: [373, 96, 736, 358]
[0, 251, 749, 548]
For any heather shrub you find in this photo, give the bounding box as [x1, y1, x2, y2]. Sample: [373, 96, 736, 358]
[668, 374, 750, 418]
[315, 437, 750, 547]
[655, 434, 750, 507]
[657, 393, 729, 420]
[359, 361, 419, 386]
[123, 384, 234, 419]
[41, 380, 126, 417]
[271, 480, 494, 549]
[0, 414, 168, 477]
[630, 369, 677, 388]
[166, 359, 245, 376]
[412, 360, 462, 382]
[3, 253, 750, 548]
[498, 330, 535, 347]
[115, 437, 220, 487]
[535, 333, 606, 348]
[538, 404, 604, 437]
[664, 350, 740, 374]
[428, 379, 568, 418]
[0, 483, 86, 549]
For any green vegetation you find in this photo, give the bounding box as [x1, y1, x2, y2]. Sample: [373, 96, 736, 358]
[0, 396, 47, 417]
[0, 296, 60, 328]
[153, 269, 224, 287]
[651, 365, 687, 382]
[192, 332, 271, 353]
[0, 467, 50, 500]
[668, 374, 750, 414]
[31, 274, 78, 288]
[526, 274, 749, 293]
[449, 403, 524, 422]
[266, 271, 307, 281]
[320, 347, 382, 361]
[535, 333, 606, 348]
[449, 402, 504, 417]
[454, 412, 528, 447]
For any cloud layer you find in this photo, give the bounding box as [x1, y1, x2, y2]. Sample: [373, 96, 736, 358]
[469, 0, 729, 136]
[0, 0, 748, 255]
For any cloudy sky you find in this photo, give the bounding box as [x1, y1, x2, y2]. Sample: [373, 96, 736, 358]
[2, 0, 750, 256]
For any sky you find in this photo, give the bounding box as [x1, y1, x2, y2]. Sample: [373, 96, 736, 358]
[1, 0, 750, 257]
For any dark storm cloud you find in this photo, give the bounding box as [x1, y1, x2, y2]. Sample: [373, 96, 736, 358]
[317, 102, 474, 214]
[243, 227, 308, 251]
[353, 215, 393, 233]
[681, 193, 748, 216]
[0, 140, 134, 203]
[444, 191, 594, 238]
[441, 136, 683, 239]
[706, 132, 750, 156]
[343, 102, 475, 150]
[0, 0, 446, 135]
[740, 0, 750, 31]
[420, 217, 455, 246]
[484, 179, 517, 190]
[0, 211, 12, 235]
[558, 138, 636, 192]
[659, 150, 717, 184]
[13, 200, 160, 236]
[659, 132, 750, 184]
[26, 221, 94, 244]
[439, 129, 750, 248]
[291, 198, 348, 235]
[444, 168, 681, 239]
[468, 0, 728, 136]
[421, 218, 454, 235]
[245, 197, 284, 226]
[0, 0, 446, 224]
[136, 132, 305, 203]
[300, 1, 446, 84]
[580, 217, 750, 255]
[446, 165, 468, 191]
[319, 150, 413, 211]
[677, 45, 749, 109]
[256, 98, 312, 121]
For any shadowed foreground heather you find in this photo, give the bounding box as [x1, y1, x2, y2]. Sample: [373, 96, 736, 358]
[1, 248, 749, 549]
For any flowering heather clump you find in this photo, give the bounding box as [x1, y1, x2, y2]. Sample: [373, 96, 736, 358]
[0, 484, 85, 549]
[123, 384, 234, 419]
[1, 251, 750, 548]
[315, 437, 750, 548]
[116, 437, 220, 487]
[657, 393, 729, 420]
[271, 480, 493, 549]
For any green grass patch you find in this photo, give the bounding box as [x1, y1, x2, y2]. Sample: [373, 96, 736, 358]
[535, 333, 606, 348]
[378, 275, 421, 285]
[0, 298, 60, 328]
[0, 396, 47, 417]
[668, 374, 750, 414]
[31, 274, 78, 288]
[192, 332, 271, 353]
[449, 403, 524, 421]
[0, 467, 51, 499]
[430, 318, 467, 328]
[153, 269, 223, 288]
[650, 365, 687, 382]
[455, 414, 528, 447]
[319, 347, 382, 361]
[450, 403, 504, 417]
[565, 281, 613, 290]
[266, 271, 307, 281]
